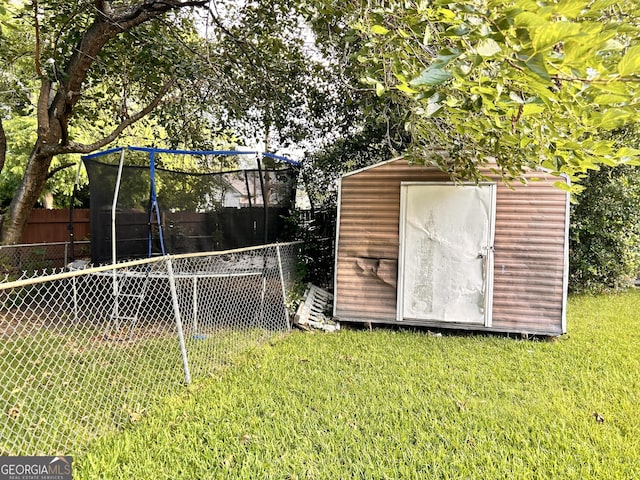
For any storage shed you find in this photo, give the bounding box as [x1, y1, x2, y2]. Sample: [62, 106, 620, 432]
[333, 158, 569, 336]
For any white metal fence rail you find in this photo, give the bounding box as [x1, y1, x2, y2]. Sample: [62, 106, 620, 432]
[0, 242, 300, 455]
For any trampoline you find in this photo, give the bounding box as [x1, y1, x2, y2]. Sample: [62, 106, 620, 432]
[67, 146, 300, 346]
[72, 146, 300, 265]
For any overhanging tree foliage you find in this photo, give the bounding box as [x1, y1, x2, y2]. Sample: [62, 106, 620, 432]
[0, 0, 348, 244]
[301, 0, 415, 206]
[0, 0, 208, 245]
[204, 0, 323, 148]
[313, 0, 640, 184]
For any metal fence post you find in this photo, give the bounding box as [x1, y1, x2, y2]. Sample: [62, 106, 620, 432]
[276, 244, 291, 330]
[165, 256, 192, 385]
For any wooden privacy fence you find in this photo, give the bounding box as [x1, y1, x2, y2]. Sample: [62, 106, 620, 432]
[20, 208, 90, 244]
[0, 209, 91, 275]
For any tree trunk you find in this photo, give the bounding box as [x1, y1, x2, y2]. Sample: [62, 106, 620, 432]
[0, 119, 5, 234]
[0, 149, 53, 245]
[0, 119, 6, 175]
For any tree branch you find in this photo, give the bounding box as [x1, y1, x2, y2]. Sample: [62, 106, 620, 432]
[37, 78, 52, 142]
[504, 56, 640, 85]
[207, 6, 260, 59]
[46, 162, 75, 179]
[33, 0, 43, 77]
[44, 77, 177, 155]
[112, 1, 209, 25]
[94, 1, 113, 16]
[49, 0, 209, 139]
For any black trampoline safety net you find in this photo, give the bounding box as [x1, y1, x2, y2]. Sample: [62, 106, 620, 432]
[81, 147, 299, 264]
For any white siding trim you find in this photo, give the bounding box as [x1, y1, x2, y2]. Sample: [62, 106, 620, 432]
[341, 158, 403, 178]
[333, 177, 343, 317]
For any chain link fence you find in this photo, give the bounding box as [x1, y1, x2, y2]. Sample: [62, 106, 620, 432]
[0, 242, 301, 455]
[0, 241, 91, 281]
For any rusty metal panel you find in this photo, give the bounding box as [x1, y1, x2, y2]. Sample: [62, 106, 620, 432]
[334, 159, 568, 335]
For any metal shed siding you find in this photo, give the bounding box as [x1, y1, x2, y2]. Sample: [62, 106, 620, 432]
[334, 159, 568, 334]
[491, 182, 567, 334]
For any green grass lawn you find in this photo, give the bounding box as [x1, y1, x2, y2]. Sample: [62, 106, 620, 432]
[76, 291, 640, 479]
[0, 321, 273, 455]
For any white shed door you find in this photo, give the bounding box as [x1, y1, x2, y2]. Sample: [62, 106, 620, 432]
[397, 183, 495, 325]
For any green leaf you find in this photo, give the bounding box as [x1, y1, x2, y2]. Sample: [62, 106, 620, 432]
[617, 45, 640, 76]
[593, 93, 629, 105]
[432, 48, 460, 68]
[591, 81, 630, 95]
[371, 24, 389, 35]
[360, 76, 380, 85]
[602, 39, 625, 51]
[590, 141, 615, 155]
[554, 0, 588, 19]
[437, 8, 457, 20]
[396, 83, 419, 94]
[553, 180, 573, 192]
[532, 22, 583, 51]
[423, 27, 432, 45]
[513, 0, 542, 10]
[452, 63, 472, 78]
[615, 147, 640, 158]
[522, 104, 545, 115]
[514, 12, 548, 27]
[509, 92, 525, 104]
[584, 0, 619, 16]
[375, 82, 385, 96]
[443, 24, 470, 37]
[596, 156, 618, 167]
[470, 85, 496, 96]
[520, 137, 533, 148]
[426, 103, 443, 117]
[598, 108, 633, 129]
[562, 40, 597, 67]
[520, 53, 550, 81]
[476, 39, 502, 57]
[410, 67, 453, 86]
